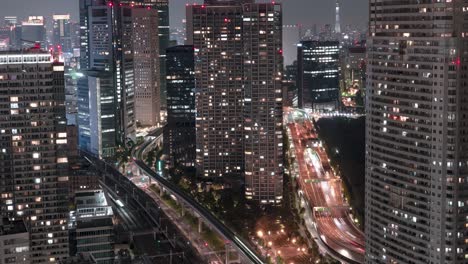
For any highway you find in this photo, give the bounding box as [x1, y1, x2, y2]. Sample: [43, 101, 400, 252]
[285, 108, 365, 263]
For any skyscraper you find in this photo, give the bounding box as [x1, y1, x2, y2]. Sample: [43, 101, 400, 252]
[4, 16, 18, 26]
[0, 50, 69, 263]
[187, 0, 284, 203]
[366, 1, 468, 263]
[243, 2, 284, 203]
[21, 16, 46, 49]
[297, 40, 340, 110]
[187, 1, 245, 178]
[120, 0, 170, 112]
[164, 45, 196, 168]
[78, 0, 136, 158]
[52, 15, 72, 53]
[132, 8, 161, 127]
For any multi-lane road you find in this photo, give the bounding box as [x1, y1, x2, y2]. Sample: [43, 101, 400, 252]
[286, 108, 365, 263]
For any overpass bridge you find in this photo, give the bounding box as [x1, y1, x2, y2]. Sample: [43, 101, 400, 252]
[87, 129, 265, 264]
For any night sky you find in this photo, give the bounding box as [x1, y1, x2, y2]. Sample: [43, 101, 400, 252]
[1, 0, 368, 64]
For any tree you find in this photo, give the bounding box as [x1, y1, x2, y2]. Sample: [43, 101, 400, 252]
[146, 149, 156, 167]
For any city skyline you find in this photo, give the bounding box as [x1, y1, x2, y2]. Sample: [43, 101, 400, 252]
[6, 0, 466, 263]
[0, 0, 369, 29]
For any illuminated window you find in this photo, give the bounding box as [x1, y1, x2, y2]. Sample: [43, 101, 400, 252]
[57, 157, 68, 163]
[56, 139, 67, 144]
[33, 153, 40, 159]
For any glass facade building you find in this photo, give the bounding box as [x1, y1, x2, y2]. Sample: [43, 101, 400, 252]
[164, 45, 196, 168]
[297, 40, 340, 111]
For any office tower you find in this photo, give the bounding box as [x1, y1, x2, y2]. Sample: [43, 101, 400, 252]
[187, 0, 284, 203]
[120, 0, 170, 111]
[132, 8, 161, 127]
[297, 40, 340, 111]
[366, 1, 468, 263]
[0, 51, 69, 262]
[0, 219, 30, 264]
[156, 0, 170, 111]
[70, 190, 114, 263]
[52, 15, 72, 53]
[21, 16, 46, 48]
[78, 0, 136, 158]
[334, 0, 341, 34]
[243, 2, 284, 203]
[79, 0, 92, 71]
[164, 45, 196, 168]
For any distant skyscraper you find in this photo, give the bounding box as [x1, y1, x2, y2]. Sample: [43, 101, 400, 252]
[132, 8, 161, 127]
[366, 1, 468, 263]
[0, 27, 10, 50]
[297, 40, 340, 110]
[334, 0, 341, 34]
[4, 16, 17, 26]
[52, 15, 72, 53]
[164, 45, 196, 168]
[0, 51, 69, 263]
[120, 0, 170, 111]
[21, 16, 46, 48]
[78, 0, 136, 158]
[187, 0, 284, 203]
[156, 0, 170, 111]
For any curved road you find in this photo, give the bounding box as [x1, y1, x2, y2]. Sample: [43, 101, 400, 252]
[132, 133, 265, 264]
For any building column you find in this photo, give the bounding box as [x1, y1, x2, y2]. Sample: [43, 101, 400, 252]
[198, 218, 203, 233]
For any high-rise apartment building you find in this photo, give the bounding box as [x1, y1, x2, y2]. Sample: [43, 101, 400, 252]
[187, 1, 245, 178]
[366, 1, 468, 263]
[52, 15, 72, 53]
[243, 2, 284, 203]
[78, 0, 136, 158]
[0, 51, 69, 263]
[297, 40, 340, 111]
[164, 45, 196, 168]
[132, 8, 161, 127]
[187, 0, 284, 203]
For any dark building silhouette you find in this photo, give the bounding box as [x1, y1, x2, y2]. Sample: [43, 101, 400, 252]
[297, 40, 340, 110]
[164, 45, 196, 168]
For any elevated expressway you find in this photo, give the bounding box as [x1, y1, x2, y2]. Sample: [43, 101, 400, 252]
[285, 108, 365, 264]
[131, 128, 265, 264]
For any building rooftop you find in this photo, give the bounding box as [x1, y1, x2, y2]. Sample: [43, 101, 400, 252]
[73, 190, 114, 219]
[0, 218, 28, 236]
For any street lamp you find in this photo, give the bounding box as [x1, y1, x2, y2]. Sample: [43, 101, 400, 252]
[257, 230, 264, 238]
